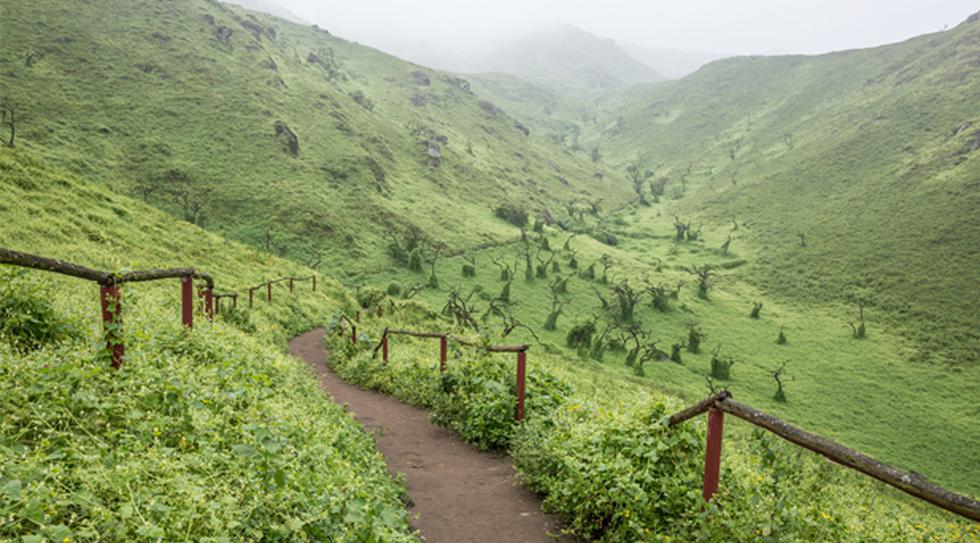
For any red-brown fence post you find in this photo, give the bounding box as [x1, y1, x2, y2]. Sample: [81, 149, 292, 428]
[312, 275, 316, 291]
[205, 288, 214, 321]
[267, 282, 272, 302]
[181, 276, 193, 328]
[382, 334, 389, 364]
[703, 408, 725, 502]
[289, 278, 294, 293]
[515, 351, 526, 421]
[439, 335, 447, 372]
[100, 284, 124, 368]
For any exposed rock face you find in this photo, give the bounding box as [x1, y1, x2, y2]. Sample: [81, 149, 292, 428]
[241, 19, 264, 40]
[967, 11, 979, 23]
[307, 52, 320, 63]
[479, 101, 501, 116]
[541, 208, 555, 225]
[411, 94, 426, 107]
[274, 120, 299, 157]
[445, 76, 471, 93]
[426, 140, 441, 168]
[514, 121, 530, 136]
[412, 71, 431, 86]
[215, 26, 233, 43]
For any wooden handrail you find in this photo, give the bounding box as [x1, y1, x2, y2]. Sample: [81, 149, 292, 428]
[372, 327, 529, 356]
[1, 247, 204, 286]
[668, 392, 980, 521]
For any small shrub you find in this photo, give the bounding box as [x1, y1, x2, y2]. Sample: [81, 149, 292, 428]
[710, 348, 735, 380]
[670, 342, 683, 364]
[750, 302, 763, 319]
[386, 282, 402, 296]
[687, 326, 704, 353]
[462, 264, 476, 277]
[0, 271, 80, 351]
[494, 203, 528, 228]
[777, 326, 788, 345]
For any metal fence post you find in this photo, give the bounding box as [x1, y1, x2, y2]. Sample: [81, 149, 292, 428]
[703, 408, 725, 502]
[515, 351, 526, 421]
[181, 276, 193, 328]
[439, 335, 447, 372]
[100, 284, 124, 368]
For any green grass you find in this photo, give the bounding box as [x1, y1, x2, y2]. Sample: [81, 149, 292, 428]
[356, 218, 979, 497]
[0, 148, 418, 541]
[0, 0, 633, 274]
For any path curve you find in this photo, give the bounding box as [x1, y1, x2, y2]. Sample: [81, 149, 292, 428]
[289, 329, 577, 543]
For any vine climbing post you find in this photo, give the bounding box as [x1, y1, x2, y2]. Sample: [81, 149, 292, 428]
[703, 408, 725, 502]
[515, 351, 526, 421]
[99, 284, 124, 368]
[181, 276, 193, 328]
[439, 335, 447, 372]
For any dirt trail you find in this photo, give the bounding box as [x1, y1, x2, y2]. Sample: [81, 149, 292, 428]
[288, 329, 577, 543]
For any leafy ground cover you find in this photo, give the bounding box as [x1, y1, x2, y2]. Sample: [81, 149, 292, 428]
[0, 148, 418, 542]
[324, 300, 979, 542]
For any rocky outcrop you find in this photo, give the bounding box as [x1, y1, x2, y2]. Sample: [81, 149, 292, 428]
[412, 71, 431, 86]
[274, 121, 299, 157]
[214, 26, 233, 43]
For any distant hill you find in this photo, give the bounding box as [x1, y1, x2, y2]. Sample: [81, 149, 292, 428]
[616, 41, 730, 79]
[479, 24, 667, 91]
[223, 0, 307, 24]
[586, 14, 980, 365]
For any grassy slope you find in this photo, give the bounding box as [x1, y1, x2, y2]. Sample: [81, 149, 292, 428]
[582, 18, 980, 366]
[358, 217, 980, 497]
[0, 148, 418, 541]
[0, 0, 632, 273]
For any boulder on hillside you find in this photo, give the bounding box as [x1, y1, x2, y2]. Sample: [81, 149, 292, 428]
[274, 120, 299, 157]
[412, 71, 431, 86]
[215, 26, 233, 43]
[514, 121, 530, 136]
[480, 101, 501, 116]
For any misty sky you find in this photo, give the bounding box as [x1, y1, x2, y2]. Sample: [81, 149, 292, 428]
[274, 0, 977, 62]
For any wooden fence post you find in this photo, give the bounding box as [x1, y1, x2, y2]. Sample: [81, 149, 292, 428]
[382, 334, 389, 364]
[181, 276, 193, 329]
[100, 284, 124, 368]
[515, 351, 526, 421]
[289, 278, 294, 293]
[703, 408, 724, 502]
[267, 282, 272, 302]
[215, 297, 221, 316]
[351, 325, 357, 346]
[312, 275, 316, 291]
[439, 335, 447, 372]
[205, 288, 213, 321]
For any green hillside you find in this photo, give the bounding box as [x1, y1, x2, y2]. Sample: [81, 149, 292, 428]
[479, 24, 666, 91]
[0, 148, 418, 541]
[1, 0, 979, 540]
[579, 17, 980, 366]
[0, 0, 631, 273]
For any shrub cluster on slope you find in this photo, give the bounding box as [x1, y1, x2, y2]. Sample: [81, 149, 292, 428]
[324, 302, 977, 542]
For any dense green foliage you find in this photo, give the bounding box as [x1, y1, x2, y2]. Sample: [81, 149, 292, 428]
[325, 302, 979, 542]
[0, 150, 418, 541]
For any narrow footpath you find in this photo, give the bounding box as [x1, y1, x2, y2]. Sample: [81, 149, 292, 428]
[288, 329, 577, 543]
